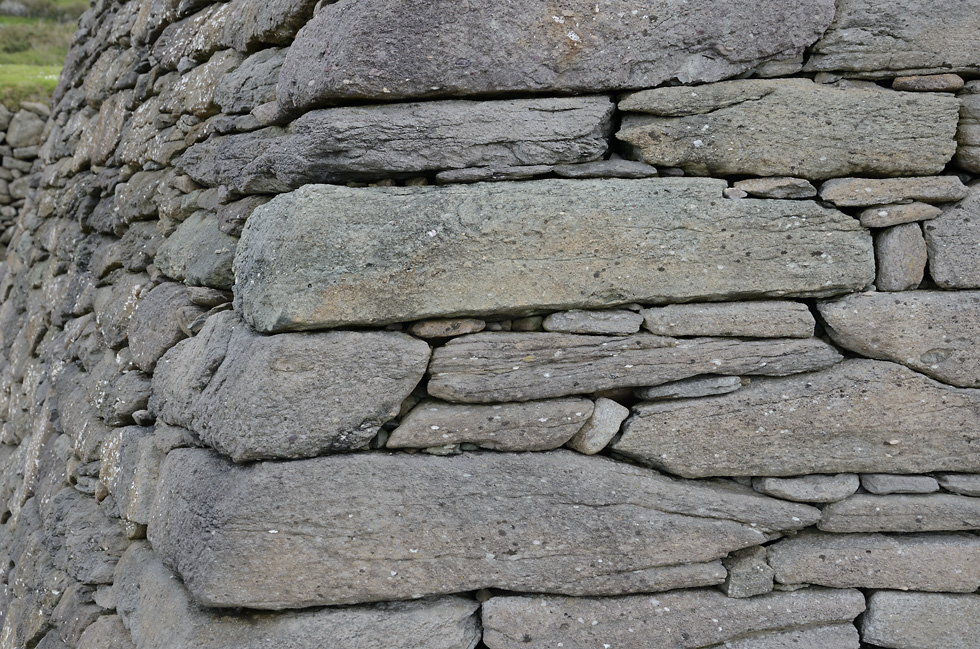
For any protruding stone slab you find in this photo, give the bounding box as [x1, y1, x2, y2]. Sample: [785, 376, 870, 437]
[818, 291, 980, 387]
[565, 397, 629, 455]
[149, 448, 819, 609]
[925, 184, 980, 288]
[752, 474, 860, 503]
[859, 202, 942, 228]
[874, 223, 926, 291]
[387, 399, 594, 451]
[819, 176, 968, 207]
[615, 360, 980, 478]
[428, 333, 841, 403]
[733, 177, 816, 199]
[542, 309, 643, 335]
[635, 375, 743, 401]
[234, 178, 874, 332]
[277, 0, 835, 111]
[481, 588, 864, 649]
[618, 79, 958, 180]
[641, 301, 815, 338]
[862, 591, 980, 649]
[936, 473, 980, 496]
[820, 494, 980, 532]
[861, 474, 939, 495]
[150, 311, 430, 461]
[769, 531, 980, 592]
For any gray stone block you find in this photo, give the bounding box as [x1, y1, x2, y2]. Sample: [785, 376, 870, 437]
[635, 375, 744, 401]
[861, 474, 940, 495]
[565, 397, 630, 455]
[862, 591, 980, 649]
[820, 494, 980, 532]
[925, 184, 980, 288]
[874, 223, 926, 291]
[751, 474, 860, 503]
[641, 301, 815, 338]
[542, 309, 643, 335]
[721, 546, 774, 598]
[154, 211, 237, 290]
[819, 176, 968, 207]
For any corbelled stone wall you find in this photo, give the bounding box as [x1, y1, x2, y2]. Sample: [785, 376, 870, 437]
[2, 1, 980, 648]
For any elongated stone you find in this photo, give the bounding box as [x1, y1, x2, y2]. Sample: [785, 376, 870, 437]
[819, 494, 980, 532]
[859, 202, 942, 228]
[565, 397, 629, 455]
[936, 473, 980, 496]
[862, 591, 980, 649]
[148, 448, 819, 609]
[542, 309, 643, 335]
[618, 79, 958, 180]
[277, 0, 835, 112]
[641, 301, 815, 338]
[234, 178, 874, 332]
[752, 475, 859, 503]
[860, 474, 939, 495]
[716, 625, 860, 649]
[925, 184, 980, 288]
[635, 375, 743, 400]
[615, 360, 980, 478]
[819, 176, 968, 207]
[733, 177, 817, 199]
[769, 531, 980, 592]
[481, 588, 864, 649]
[427, 333, 841, 403]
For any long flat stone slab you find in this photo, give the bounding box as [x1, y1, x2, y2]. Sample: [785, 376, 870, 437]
[862, 591, 980, 649]
[614, 359, 980, 477]
[819, 494, 980, 532]
[234, 178, 874, 332]
[427, 333, 841, 403]
[276, 0, 835, 111]
[148, 449, 819, 609]
[617, 79, 958, 180]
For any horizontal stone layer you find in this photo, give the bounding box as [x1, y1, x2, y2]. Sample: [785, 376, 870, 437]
[234, 178, 874, 332]
[148, 449, 818, 609]
[819, 494, 980, 532]
[862, 591, 980, 649]
[640, 300, 815, 338]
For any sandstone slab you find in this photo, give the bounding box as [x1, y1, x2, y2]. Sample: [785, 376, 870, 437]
[641, 301, 815, 338]
[618, 79, 958, 180]
[717, 625, 859, 649]
[769, 531, 980, 592]
[552, 157, 658, 179]
[148, 448, 819, 608]
[615, 360, 980, 477]
[874, 223, 926, 291]
[733, 177, 816, 199]
[859, 202, 942, 228]
[428, 333, 840, 403]
[150, 311, 430, 461]
[819, 176, 968, 207]
[861, 474, 939, 495]
[862, 591, 980, 649]
[751, 475, 860, 503]
[818, 291, 980, 387]
[819, 494, 980, 532]
[635, 375, 743, 400]
[277, 0, 835, 111]
[565, 397, 629, 455]
[542, 309, 643, 335]
[925, 184, 980, 288]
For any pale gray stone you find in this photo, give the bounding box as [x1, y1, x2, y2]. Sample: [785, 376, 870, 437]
[733, 177, 817, 199]
[924, 184, 980, 288]
[874, 223, 926, 291]
[722, 546, 774, 598]
[859, 202, 942, 227]
[408, 318, 486, 339]
[235, 179, 873, 332]
[77, 615, 134, 649]
[805, 0, 980, 78]
[752, 475, 860, 503]
[861, 474, 939, 495]
[769, 531, 980, 592]
[936, 473, 980, 496]
[862, 591, 980, 649]
[717, 624, 859, 649]
[618, 79, 958, 180]
[387, 399, 594, 451]
[615, 360, 980, 478]
[635, 375, 743, 400]
[428, 333, 841, 403]
[565, 397, 630, 455]
[435, 165, 554, 184]
[818, 291, 980, 388]
[641, 301, 815, 338]
[154, 211, 237, 290]
[6, 111, 45, 148]
[277, 0, 835, 111]
[552, 157, 658, 179]
[543, 309, 644, 335]
[957, 91, 980, 172]
[893, 74, 965, 92]
[150, 311, 430, 461]
[819, 176, 968, 207]
[214, 48, 285, 115]
[148, 448, 819, 608]
[481, 588, 864, 649]
[820, 494, 980, 532]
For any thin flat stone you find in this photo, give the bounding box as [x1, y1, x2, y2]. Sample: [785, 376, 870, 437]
[924, 184, 980, 288]
[874, 223, 926, 291]
[615, 360, 980, 478]
[718, 625, 859, 649]
[148, 449, 819, 609]
[552, 158, 658, 179]
[565, 397, 629, 455]
[427, 333, 841, 403]
[859, 202, 942, 227]
[752, 475, 860, 503]
[435, 165, 554, 184]
[542, 309, 644, 335]
[641, 301, 816, 338]
[819, 176, 968, 207]
[408, 318, 486, 339]
[861, 474, 940, 495]
[769, 531, 980, 592]
[635, 375, 743, 401]
[733, 177, 817, 199]
[387, 399, 594, 451]
[820, 494, 980, 532]
[936, 473, 980, 496]
[893, 74, 965, 92]
[862, 591, 980, 649]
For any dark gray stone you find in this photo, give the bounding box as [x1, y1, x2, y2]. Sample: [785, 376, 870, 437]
[128, 282, 206, 373]
[214, 48, 285, 115]
[43, 488, 128, 584]
[635, 375, 743, 400]
[861, 474, 939, 495]
[862, 591, 980, 649]
[77, 615, 135, 649]
[154, 211, 237, 290]
[936, 473, 980, 496]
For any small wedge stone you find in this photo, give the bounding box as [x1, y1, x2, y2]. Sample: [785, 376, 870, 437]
[874, 223, 926, 291]
[733, 177, 817, 199]
[408, 318, 486, 339]
[721, 546, 775, 598]
[893, 74, 965, 92]
[565, 398, 629, 455]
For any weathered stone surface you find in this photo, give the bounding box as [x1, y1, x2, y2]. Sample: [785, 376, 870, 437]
[542, 309, 643, 335]
[435, 165, 553, 185]
[820, 494, 980, 532]
[277, 0, 835, 111]
[236, 178, 873, 332]
[43, 488, 129, 584]
[387, 399, 594, 451]
[99, 426, 162, 525]
[861, 474, 939, 495]
[77, 615, 135, 649]
[149, 448, 819, 608]
[805, 0, 980, 78]
[936, 473, 980, 496]
[214, 48, 285, 114]
[819, 176, 968, 207]
[636, 375, 743, 400]
[6, 110, 45, 148]
[481, 588, 864, 649]
[925, 184, 980, 288]
[818, 291, 980, 387]
[116, 543, 481, 649]
[752, 475, 860, 504]
[893, 74, 965, 92]
[408, 318, 486, 339]
[150, 311, 430, 461]
[641, 301, 815, 338]
[618, 79, 958, 180]
[160, 50, 243, 118]
[958, 88, 980, 173]
[769, 531, 980, 592]
[733, 177, 816, 199]
[874, 223, 926, 291]
[128, 282, 206, 373]
[859, 202, 942, 227]
[178, 97, 613, 192]
[615, 360, 980, 478]
[154, 211, 237, 290]
[565, 397, 629, 455]
[717, 625, 859, 649]
[93, 272, 150, 349]
[722, 546, 774, 598]
[552, 157, 658, 179]
[862, 591, 980, 649]
[428, 333, 840, 403]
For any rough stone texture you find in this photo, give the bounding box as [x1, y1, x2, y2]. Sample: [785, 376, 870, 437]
[214, 47, 285, 115]
[820, 494, 980, 532]
[408, 318, 486, 339]
[618, 79, 958, 180]
[235, 179, 873, 332]
[733, 177, 816, 199]
[861, 474, 940, 495]
[6, 110, 46, 148]
[115, 542, 481, 649]
[277, 0, 836, 111]
[769, 531, 980, 592]
[154, 211, 237, 290]
[148, 448, 819, 608]
[874, 223, 926, 291]
[178, 97, 613, 192]
[387, 399, 594, 451]
[434, 165, 553, 184]
[893, 74, 965, 92]
[752, 475, 860, 504]
[859, 202, 942, 228]
[716, 625, 860, 649]
[862, 591, 980, 649]
[721, 546, 774, 598]
[76, 615, 135, 649]
[481, 588, 865, 649]
[615, 360, 980, 477]
[635, 375, 743, 400]
[552, 157, 658, 179]
[641, 301, 815, 338]
[925, 184, 980, 288]
[958, 88, 980, 173]
[818, 291, 980, 388]
[565, 397, 629, 455]
[428, 333, 841, 403]
[805, 0, 980, 78]
[936, 473, 980, 496]
[542, 309, 643, 335]
[127, 282, 207, 373]
[150, 311, 430, 461]
[819, 176, 969, 207]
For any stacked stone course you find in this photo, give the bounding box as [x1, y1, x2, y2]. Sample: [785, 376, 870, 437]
[1, 1, 980, 648]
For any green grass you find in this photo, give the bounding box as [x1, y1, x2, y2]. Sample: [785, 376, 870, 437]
[0, 64, 61, 108]
[0, 7, 76, 109]
[0, 18, 76, 65]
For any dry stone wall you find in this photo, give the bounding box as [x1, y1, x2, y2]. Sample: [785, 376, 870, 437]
[1, 1, 980, 648]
